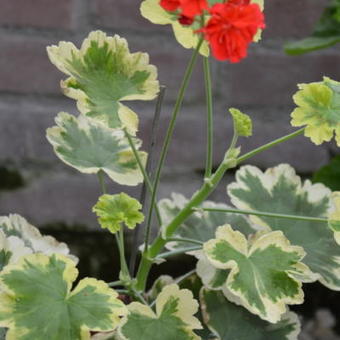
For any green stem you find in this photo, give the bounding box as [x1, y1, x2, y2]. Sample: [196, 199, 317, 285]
[135, 156, 235, 291]
[115, 230, 130, 281]
[134, 128, 307, 291]
[175, 269, 196, 284]
[97, 170, 107, 194]
[143, 38, 204, 253]
[157, 246, 202, 259]
[237, 128, 305, 164]
[200, 207, 327, 223]
[108, 280, 123, 287]
[123, 128, 162, 225]
[203, 56, 214, 178]
[167, 237, 204, 246]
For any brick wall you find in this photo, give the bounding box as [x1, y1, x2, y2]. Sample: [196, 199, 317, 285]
[0, 0, 338, 231]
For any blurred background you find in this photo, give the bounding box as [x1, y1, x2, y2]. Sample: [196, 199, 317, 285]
[0, 0, 339, 338]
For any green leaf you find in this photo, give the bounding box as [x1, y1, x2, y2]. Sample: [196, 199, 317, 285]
[47, 112, 147, 186]
[328, 192, 340, 245]
[159, 193, 255, 250]
[229, 108, 252, 137]
[203, 225, 308, 323]
[93, 193, 144, 234]
[47, 31, 159, 133]
[0, 214, 77, 265]
[228, 163, 340, 290]
[200, 288, 301, 340]
[285, 0, 340, 55]
[0, 254, 127, 340]
[290, 77, 340, 146]
[119, 284, 202, 340]
[313, 155, 340, 191]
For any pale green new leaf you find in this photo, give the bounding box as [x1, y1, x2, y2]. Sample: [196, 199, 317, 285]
[159, 193, 255, 250]
[291, 77, 340, 146]
[0, 214, 77, 265]
[47, 31, 159, 133]
[229, 108, 252, 137]
[47, 112, 147, 186]
[200, 288, 301, 340]
[119, 284, 202, 340]
[0, 254, 127, 340]
[228, 164, 340, 290]
[140, 0, 209, 57]
[93, 193, 144, 234]
[203, 225, 308, 323]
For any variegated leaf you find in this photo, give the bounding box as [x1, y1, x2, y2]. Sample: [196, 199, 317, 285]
[0, 254, 127, 340]
[159, 193, 255, 250]
[203, 225, 309, 323]
[119, 284, 202, 340]
[228, 164, 340, 290]
[0, 214, 77, 265]
[200, 288, 301, 340]
[47, 31, 159, 133]
[47, 112, 146, 186]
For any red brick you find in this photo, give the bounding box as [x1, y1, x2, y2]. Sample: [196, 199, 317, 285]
[0, 0, 76, 30]
[94, 0, 164, 32]
[263, 0, 329, 39]
[0, 35, 63, 94]
[219, 49, 340, 107]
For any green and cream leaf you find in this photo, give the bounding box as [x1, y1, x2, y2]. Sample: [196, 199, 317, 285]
[93, 193, 144, 234]
[0, 254, 127, 340]
[47, 31, 159, 133]
[228, 164, 340, 290]
[119, 284, 202, 340]
[47, 112, 146, 186]
[200, 288, 301, 340]
[0, 214, 77, 265]
[203, 225, 308, 323]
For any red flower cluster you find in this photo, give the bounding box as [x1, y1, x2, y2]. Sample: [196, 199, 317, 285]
[159, 0, 265, 63]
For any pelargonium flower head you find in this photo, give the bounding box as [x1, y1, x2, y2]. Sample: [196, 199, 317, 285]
[160, 0, 180, 11]
[200, 1, 265, 62]
[291, 77, 340, 146]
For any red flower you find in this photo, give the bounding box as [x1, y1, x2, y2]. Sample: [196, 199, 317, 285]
[200, 2, 265, 62]
[160, 0, 180, 11]
[180, 0, 208, 18]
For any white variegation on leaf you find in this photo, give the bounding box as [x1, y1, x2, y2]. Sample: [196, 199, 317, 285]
[119, 284, 202, 340]
[159, 193, 255, 250]
[0, 230, 32, 271]
[0, 214, 77, 265]
[203, 225, 309, 323]
[228, 164, 340, 290]
[0, 254, 127, 340]
[47, 112, 146, 186]
[200, 288, 301, 340]
[328, 192, 340, 245]
[47, 31, 159, 133]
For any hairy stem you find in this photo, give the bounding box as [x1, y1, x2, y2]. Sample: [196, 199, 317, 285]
[143, 39, 204, 253]
[203, 56, 214, 178]
[123, 128, 162, 225]
[200, 207, 327, 223]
